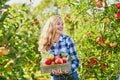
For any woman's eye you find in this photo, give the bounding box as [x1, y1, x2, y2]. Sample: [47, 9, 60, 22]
[57, 22, 64, 26]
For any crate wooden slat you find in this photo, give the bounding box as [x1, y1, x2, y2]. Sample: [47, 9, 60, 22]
[40, 62, 70, 74]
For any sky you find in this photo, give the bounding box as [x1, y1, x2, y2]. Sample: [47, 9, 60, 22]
[6, 0, 42, 8]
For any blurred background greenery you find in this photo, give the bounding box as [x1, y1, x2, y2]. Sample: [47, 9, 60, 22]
[0, 0, 120, 80]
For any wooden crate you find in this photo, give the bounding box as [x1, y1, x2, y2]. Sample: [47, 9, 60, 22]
[40, 62, 70, 74]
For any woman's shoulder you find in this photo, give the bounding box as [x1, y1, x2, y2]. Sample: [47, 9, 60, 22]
[60, 34, 73, 42]
[60, 34, 71, 39]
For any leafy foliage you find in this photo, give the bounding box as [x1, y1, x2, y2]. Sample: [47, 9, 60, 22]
[34, 0, 120, 79]
[0, 4, 44, 80]
[0, 0, 120, 80]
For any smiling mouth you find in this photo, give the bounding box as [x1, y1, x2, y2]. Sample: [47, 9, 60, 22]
[58, 28, 63, 31]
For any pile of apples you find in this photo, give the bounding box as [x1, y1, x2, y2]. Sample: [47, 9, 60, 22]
[0, 47, 10, 56]
[42, 54, 68, 66]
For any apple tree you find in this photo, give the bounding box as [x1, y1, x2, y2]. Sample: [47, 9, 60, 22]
[0, 3, 49, 79]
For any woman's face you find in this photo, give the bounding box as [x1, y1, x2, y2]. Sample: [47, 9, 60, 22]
[55, 18, 64, 34]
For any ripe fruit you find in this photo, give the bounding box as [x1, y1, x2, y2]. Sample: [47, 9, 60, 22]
[34, 19, 38, 25]
[0, 49, 3, 56]
[54, 56, 59, 61]
[43, 58, 52, 65]
[97, 36, 102, 43]
[115, 12, 120, 19]
[89, 57, 98, 65]
[87, 33, 92, 37]
[116, 2, 120, 9]
[101, 63, 107, 70]
[0, 47, 9, 55]
[55, 58, 63, 64]
[62, 57, 67, 63]
[96, 1, 103, 8]
[110, 42, 117, 48]
[42, 55, 68, 66]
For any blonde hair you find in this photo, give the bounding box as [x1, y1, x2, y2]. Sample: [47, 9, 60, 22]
[38, 15, 63, 51]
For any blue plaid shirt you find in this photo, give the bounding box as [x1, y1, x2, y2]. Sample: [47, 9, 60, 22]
[49, 34, 80, 73]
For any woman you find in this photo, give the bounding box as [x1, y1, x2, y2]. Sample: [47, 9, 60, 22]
[38, 15, 80, 80]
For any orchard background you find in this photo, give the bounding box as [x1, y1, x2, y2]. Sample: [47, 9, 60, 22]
[0, 0, 120, 80]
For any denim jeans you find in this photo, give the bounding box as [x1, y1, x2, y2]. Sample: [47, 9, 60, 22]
[51, 71, 79, 80]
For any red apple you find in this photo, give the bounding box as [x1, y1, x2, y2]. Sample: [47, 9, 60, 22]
[0, 47, 9, 55]
[89, 57, 98, 65]
[97, 36, 102, 43]
[54, 56, 59, 61]
[87, 33, 92, 37]
[34, 20, 38, 25]
[116, 2, 120, 9]
[96, 1, 103, 8]
[101, 63, 107, 70]
[62, 57, 67, 63]
[0, 49, 3, 56]
[43, 58, 52, 65]
[51, 56, 60, 64]
[55, 58, 63, 64]
[115, 12, 120, 19]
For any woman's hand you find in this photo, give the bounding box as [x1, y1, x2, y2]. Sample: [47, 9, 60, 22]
[51, 69, 69, 75]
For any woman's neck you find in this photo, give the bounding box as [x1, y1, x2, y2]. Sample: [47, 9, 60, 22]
[53, 34, 60, 43]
